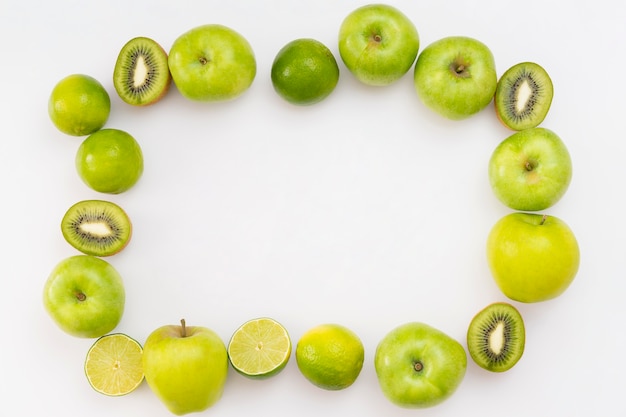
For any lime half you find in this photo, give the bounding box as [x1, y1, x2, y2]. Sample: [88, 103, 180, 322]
[84, 333, 144, 396]
[227, 317, 292, 379]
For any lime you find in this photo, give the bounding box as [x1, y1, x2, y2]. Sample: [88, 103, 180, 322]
[227, 317, 292, 379]
[84, 333, 144, 396]
[48, 74, 111, 136]
[295, 323, 364, 390]
[271, 38, 340, 105]
[75, 128, 144, 194]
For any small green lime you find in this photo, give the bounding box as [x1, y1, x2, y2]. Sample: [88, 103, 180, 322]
[227, 317, 292, 379]
[271, 38, 340, 105]
[75, 128, 144, 194]
[48, 74, 111, 136]
[84, 333, 144, 396]
[295, 323, 364, 390]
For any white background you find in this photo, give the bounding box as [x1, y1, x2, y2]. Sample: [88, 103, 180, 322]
[1, 0, 624, 416]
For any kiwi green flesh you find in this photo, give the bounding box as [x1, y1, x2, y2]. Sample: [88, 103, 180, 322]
[114, 36, 171, 106]
[467, 302, 525, 372]
[495, 62, 553, 131]
[61, 200, 132, 257]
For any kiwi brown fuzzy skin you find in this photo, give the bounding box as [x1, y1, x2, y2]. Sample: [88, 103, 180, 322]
[494, 62, 553, 131]
[113, 36, 172, 106]
[466, 302, 525, 372]
[61, 200, 132, 257]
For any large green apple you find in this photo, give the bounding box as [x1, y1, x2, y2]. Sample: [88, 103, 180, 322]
[414, 36, 497, 120]
[487, 212, 580, 303]
[489, 127, 572, 211]
[143, 319, 228, 415]
[43, 255, 125, 338]
[338, 3, 419, 86]
[168, 24, 256, 101]
[375, 322, 467, 408]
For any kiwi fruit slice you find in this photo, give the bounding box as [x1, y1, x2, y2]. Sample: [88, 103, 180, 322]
[113, 36, 171, 106]
[494, 62, 553, 131]
[61, 200, 132, 257]
[467, 302, 525, 372]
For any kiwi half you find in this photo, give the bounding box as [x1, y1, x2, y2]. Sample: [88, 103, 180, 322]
[113, 36, 171, 106]
[494, 62, 553, 131]
[61, 200, 132, 257]
[467, 302, 525, 372]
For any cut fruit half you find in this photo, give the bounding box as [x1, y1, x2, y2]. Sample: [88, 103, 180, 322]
[84, 333, 144, 396]
[227, 317, 292, 379]
[61, 199, 132, 257]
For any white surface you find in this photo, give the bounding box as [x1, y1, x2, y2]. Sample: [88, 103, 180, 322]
[1, 0, 624, 415]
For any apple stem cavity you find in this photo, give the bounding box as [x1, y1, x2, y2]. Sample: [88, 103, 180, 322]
[450, 56, 471, 79]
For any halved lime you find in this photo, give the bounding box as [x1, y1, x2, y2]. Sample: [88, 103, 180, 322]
[84, 333, 144, 396]
[227, 317, 292, 379]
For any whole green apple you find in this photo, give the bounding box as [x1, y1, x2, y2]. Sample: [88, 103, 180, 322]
[375, 322, 467, 408]
[168, 24, 256, 101]
[43, 255, 125, 338]
[414, 36, 497, 120]
[338, 3, 419, 86]
[487, 212, 580, 303]
[143, 319, 228, 415]
[489, 127, 572, 211]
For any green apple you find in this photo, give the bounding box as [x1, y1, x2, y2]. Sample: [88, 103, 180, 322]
[414, 36, 497, 120]
[143, 319, 228, 415]
[168, 24, 256, 101]
[487, 212, 580, 303]
[375, 322, 467, 408]
[42, 255, 125, 338]
[489, 127, 572, 211]
[338, 3, 419, 86]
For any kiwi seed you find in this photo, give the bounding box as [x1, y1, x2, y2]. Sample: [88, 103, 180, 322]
[61, 200, 132, 257]
[113, 36, 171, 106]
[494, 62, 553, 131]
[466, 302, 525, 372]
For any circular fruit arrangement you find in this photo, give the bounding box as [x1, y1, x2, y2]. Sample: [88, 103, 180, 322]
[43, 2, 580, 415]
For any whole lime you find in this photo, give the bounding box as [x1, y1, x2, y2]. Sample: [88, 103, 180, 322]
[75, 128, 144, 194]
[271, 38, 340, 105]
[48, 74, 111, 136]
[295, 323, 364, 390]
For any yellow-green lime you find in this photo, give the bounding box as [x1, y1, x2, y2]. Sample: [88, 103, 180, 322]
[227, 317, 292, 379]
[84, 333, 144, 396]
[295, 323, 364, 390]
[271, 38, 340, 105]
[48, 74, 111, 136]
[75, 128, 144, 194]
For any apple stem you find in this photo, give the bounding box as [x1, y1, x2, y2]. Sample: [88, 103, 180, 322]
[540, 214, 548, 225]
[75, 291, 86, 302]
[414, 361, 424, 372]
[373, 34, 382, 43]
[180, 318, 187, 338]
[525, 161, 535, 171]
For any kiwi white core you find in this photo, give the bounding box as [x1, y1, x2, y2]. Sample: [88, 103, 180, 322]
[133, 56, 149, 89]
[515, 80, 534, 114]
[80, 221, 114, 237]
[488, 322, 505, 355]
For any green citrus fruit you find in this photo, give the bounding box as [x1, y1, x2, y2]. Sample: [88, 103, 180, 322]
[295, 323, 364, 390]
[75, 128, 144, 194]
[227, 317, 292, 379]
[271, 38, 340, 105]
[48, 74, 111, 136]
[84, 333, 144, 396]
